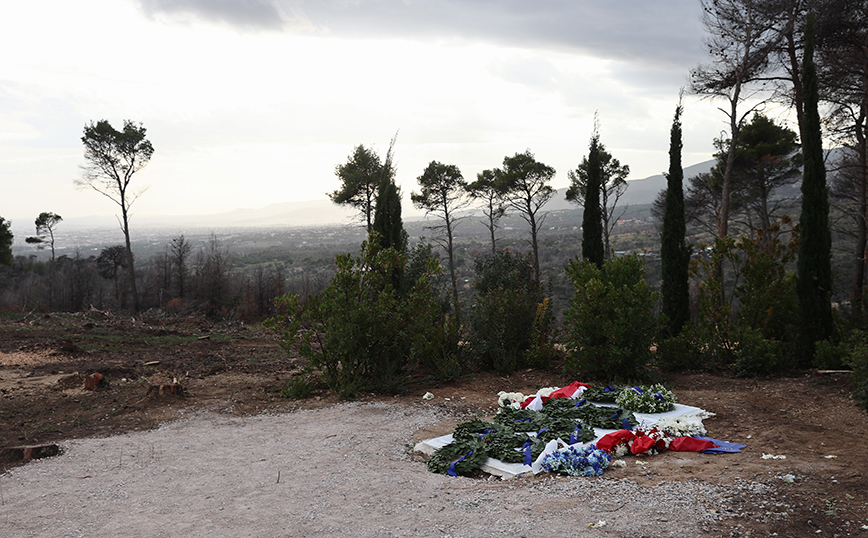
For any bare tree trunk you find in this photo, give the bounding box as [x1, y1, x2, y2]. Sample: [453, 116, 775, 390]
[854, 112, 868, 313]
[716, 93, 743, 306]
[529, 210, 540, 285]
[445, 218, 460, 323]
[489, 215, 497, 254]
[785, 3, 806, 146]
[121, 208, 139, 313]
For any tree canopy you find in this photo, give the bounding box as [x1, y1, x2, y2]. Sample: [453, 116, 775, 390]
[467, 169, 506, 254]
[580, 131, 605, 267]
[796, 12, 833, 364]
[0, 216, 12, 266]
[77, 119, 153, 312]
[496, 150, 555, 282]
[660, 99, 691, 337]
[567, 132, 629, 260]
[329, 145, 386, 233]
[25, 212, 63, 262]
[412, 161, 469, 314]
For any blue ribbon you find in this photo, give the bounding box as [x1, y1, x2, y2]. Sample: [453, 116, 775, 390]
[574, 398, 587, 407]
[609, 409, 622, 420]
[653, 392, 664, 401]
[447, 449, 474, 477]
[632, 386, 644, 394]
[569, 424, 583, 445]
[604, 385, 615, 392]
[620, 418, 633, 430]
[478, 427, 496, 438]
[521, 439, 533, 465]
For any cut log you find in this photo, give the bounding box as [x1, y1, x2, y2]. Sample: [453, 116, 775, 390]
[0, 444, 60, 464]
[144, 383, 186, 398]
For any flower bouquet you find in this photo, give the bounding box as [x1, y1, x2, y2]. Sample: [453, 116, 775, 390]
[539, 444, 612, 477]
[615, 384, 676, 413]
[653, 416, 707, 437]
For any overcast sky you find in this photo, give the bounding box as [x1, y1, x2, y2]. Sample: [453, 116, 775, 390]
[2, 0, 753, 236]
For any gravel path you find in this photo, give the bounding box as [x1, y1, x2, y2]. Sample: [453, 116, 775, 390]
[2, 402, 751, 537]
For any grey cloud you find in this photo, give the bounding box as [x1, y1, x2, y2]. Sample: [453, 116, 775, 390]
[286, 0, 706, 71]
[133, 1, 707, 73]
[136, 0, 289, 31]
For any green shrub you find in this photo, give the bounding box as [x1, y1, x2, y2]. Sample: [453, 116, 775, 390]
[279, 375, 315, 400]
[846, 331, 868, 411]
[733, 327, 781, 377]
[689, 223, 799, 373]
[563, 255, 659, 380]
[265, 235, 442, 397]
[814, 338, 847, 370]
[655, 331, 703, 372]
[468, 285, 536, 373]
[826, 329, 868, 411]
[414, 313, 467, 381]
[467, 250, 553, 374]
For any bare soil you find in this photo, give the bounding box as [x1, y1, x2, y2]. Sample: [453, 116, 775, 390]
[1, 311, 867, 537]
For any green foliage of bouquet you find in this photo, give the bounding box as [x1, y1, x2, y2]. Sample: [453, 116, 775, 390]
[615, 384, 676, 413]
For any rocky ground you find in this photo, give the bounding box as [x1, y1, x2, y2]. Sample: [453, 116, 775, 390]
[1, 310, 867, 536]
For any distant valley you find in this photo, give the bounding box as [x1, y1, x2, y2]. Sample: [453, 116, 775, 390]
[47, 159, 716, 232]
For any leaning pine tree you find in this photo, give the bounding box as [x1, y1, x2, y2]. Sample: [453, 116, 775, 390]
[660, 98, 691, 336]
[582, 127, 605, 267]
[796, 13, 834, 365]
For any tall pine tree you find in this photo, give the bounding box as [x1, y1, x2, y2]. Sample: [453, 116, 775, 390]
[796, 13, 834, 365]
[582, 124, 605, 268]
[661, 98, 691, 336]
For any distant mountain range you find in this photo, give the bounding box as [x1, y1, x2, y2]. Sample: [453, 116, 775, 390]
[58, 159, 718, 230]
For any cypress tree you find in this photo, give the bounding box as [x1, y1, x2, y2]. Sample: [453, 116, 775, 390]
[796, 13, 834, 365]
[582, 129, 605, 268]
[661, 99, 691, 336]
[372, 175, 408, 253]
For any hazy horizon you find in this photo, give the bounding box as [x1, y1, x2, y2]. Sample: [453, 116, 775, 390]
[3, 1, 798, 244]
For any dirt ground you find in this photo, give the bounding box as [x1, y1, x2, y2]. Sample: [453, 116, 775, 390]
[1, 310, 867, 536]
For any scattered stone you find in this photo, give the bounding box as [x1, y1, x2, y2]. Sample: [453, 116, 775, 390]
[83, 373, 104, 390]
[58, 340, 83, 353]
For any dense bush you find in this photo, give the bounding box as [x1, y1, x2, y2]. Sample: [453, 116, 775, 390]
[733, 327, 782, 377]
[266, 235, 442, 397]
[689, 223, 799, 374]
[845, 330, 868, 410]
[655, 330, 702, 372]
[467, 250, 554, 374]
[563, 254, 659, 380]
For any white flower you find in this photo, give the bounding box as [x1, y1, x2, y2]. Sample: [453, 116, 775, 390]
[655, 416, 707, 437]
[612, 444, 630, 458]
[422, 392, 434, 400]
[588, 520, 607, 528]
[536, 387, 559, 399]
[497, 391, 525, 408]
[610, 459, 627, 468]
[762, 453, 787, 460]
